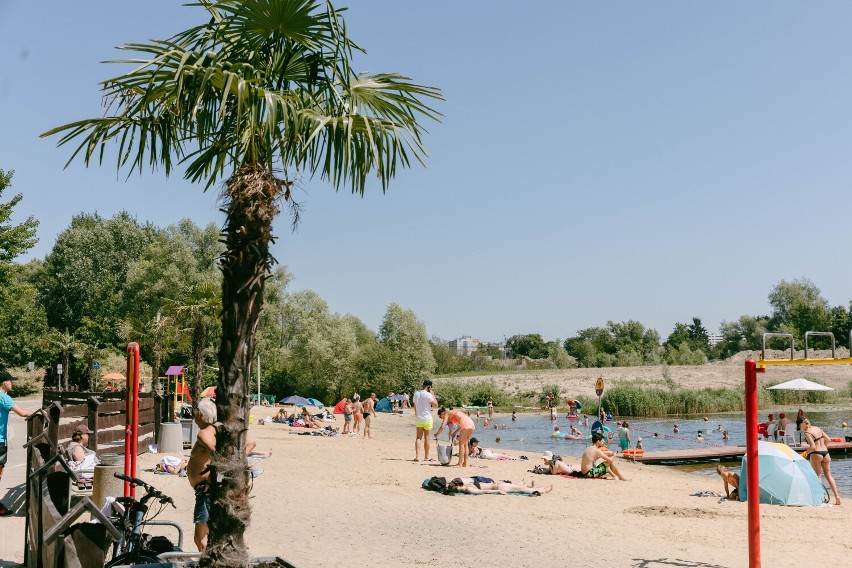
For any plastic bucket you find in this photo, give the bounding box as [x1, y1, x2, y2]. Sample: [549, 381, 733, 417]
[437, 444, 453, 465]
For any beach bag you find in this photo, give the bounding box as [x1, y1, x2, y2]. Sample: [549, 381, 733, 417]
[437, 443, 453, 465]
[426, 476, 447, 493]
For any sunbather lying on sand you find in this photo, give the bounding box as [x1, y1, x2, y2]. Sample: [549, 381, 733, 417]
[446, 476, 552, 496]
[469, 438, 523, 460]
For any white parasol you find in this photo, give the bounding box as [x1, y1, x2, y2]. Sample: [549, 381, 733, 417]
[767, 378, 834, 392]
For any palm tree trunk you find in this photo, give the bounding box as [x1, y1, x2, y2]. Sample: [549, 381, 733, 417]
[191, 318, 206, 412]
[63, 351, 70, 391]
[203, 165, 282, 568]
[85, 354, 94, 392]
[151, 343, 162, 396]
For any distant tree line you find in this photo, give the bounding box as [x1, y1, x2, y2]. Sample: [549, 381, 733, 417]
[0, 188, 439, 402]
[477, 279, 851, 370]
[3, 168, 850, 393]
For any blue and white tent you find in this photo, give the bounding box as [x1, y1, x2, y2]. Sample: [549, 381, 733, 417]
[739, 441, 828, 506]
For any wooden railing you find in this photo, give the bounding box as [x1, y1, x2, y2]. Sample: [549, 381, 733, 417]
[41, 391, 173, 456]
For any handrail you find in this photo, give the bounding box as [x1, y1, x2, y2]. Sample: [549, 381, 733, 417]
[761, 333, 794, 361]
[43, 497, 123, 544]
[804, 331, 835, 360]
[145, 520, 184, 549]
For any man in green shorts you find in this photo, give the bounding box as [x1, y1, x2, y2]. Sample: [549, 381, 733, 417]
[412, 380, 438, 461]
[576, 431, 628, 480]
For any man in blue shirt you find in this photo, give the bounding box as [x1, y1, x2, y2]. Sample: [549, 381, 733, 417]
[1, 370, 33, 516]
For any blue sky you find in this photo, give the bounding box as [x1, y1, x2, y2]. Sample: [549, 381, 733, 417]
[2, 1, 852, 343]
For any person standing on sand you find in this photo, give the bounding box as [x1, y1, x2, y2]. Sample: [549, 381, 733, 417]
[412, 380, 438, 461]
[352, 394, 363, 433]
[186, 397, 216, 551]
[342, 398, 353, 435]
[435, 407, 475, 467]
[362, 393, 376, 439]
[800, 418, 841, 505]
[0, 371, 33, 516]
[486, 397, 493, 419]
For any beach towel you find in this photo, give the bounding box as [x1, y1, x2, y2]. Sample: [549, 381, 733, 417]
[421, 478, 541, 496]
[559, 473, 608, 480]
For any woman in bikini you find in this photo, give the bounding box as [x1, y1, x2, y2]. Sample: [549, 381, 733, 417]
[801, 418, 841, 505]
[435, 407, 475, 467]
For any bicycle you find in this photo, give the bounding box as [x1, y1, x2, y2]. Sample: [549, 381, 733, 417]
[104, 472, 185, 567]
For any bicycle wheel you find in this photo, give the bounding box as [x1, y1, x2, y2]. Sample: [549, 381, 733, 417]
[104, 549, 163, 567]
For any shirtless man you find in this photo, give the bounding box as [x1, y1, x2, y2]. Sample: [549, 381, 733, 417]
[362, 393, 376, 439]
[186, 398, 217, 551]
[575, 432, 627, 480]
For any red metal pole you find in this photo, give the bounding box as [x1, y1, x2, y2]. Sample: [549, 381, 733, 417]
[745, 358, 764, 568]
[124, 343, 140, 498]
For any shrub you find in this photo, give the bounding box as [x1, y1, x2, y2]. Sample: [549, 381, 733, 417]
[7, 367, 43, 397]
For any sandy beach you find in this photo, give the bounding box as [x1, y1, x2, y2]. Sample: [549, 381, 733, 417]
[46, 409, 851, 567]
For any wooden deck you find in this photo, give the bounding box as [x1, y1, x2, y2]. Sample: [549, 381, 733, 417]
[620, 442, 852, 464]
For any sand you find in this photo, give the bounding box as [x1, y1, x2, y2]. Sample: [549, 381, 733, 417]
[43, 411, 848, 568]
[2, 353, 850, 567]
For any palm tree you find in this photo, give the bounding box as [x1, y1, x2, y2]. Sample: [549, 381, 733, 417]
[117, 311, 177, 396]
[42, 2, 440, 565]
[170, 280, 221, 410]
[41, 328, 84, 391]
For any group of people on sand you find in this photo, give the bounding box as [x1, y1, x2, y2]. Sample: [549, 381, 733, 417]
[340, 393, 376, 437]
[410, 379, 628, 481]
[714, 415, 841, 506]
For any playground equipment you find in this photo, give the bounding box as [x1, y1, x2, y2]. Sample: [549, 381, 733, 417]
[164, 365, 191, 410]
[744, 331, 852, 568]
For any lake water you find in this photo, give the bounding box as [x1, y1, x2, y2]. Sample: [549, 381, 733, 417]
[466, 409, 852, 495]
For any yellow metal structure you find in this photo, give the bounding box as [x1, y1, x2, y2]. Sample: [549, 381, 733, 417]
[757, 357, 852, 367]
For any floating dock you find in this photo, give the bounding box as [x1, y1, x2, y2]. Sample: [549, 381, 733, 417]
[620, 442, 852, 464]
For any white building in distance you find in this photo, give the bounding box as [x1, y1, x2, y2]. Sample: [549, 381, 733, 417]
[448, 336, 480, 355]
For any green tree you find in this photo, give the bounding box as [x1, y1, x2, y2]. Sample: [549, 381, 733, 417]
[506, 333, 549, 359]
[41, 328, 84, 390]
[666, 317, 709, 354]
[767, 278, 831, 344]
[717, 315, 769, 358]
[117, 311, 179, 395]
[43, 3, 439, 562]
[172, 280, 221, 409]
[0, 169, 39, 285]
[828, 303, 852, 349]
[0, 266, 49, 369]
[546, 340, 576, 369]
[37, 212, 155, 346]
[379, 303, 435, 394]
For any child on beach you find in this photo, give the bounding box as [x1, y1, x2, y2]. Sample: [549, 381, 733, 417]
[716, 465, 739, 500]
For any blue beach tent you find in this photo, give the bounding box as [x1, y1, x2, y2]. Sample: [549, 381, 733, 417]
[375, 397, 393, 412]
[739, 441, 828, 506]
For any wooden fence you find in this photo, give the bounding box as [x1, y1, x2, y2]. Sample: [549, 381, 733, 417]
[23, 404, 122, 567]
[41, 390, 173, 456]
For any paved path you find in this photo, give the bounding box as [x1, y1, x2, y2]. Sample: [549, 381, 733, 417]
[0, 397, 43, 565]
